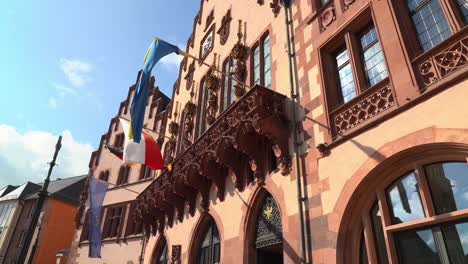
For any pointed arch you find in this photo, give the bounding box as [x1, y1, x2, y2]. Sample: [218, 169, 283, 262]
[151, 235, 169, 264]
[187, 212, 222, 264]
[242, 187, 283, 264]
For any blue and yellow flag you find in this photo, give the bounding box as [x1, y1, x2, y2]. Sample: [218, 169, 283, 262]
[130, 38, 181, 143]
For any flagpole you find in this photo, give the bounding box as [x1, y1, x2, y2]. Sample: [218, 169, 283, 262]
[117, 116, 173, 140]
[155, 37, 251, 89]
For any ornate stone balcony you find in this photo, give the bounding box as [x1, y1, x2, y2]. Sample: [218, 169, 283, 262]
[135, 85, 291, 234]
[415, 29, 467, 88]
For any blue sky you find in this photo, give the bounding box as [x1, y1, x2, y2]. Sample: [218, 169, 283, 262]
[0, 0, 199, 186]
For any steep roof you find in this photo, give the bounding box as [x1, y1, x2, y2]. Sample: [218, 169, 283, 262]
[25, 175, 87, 205]
[0, 185, 19, 197]
[0, 182, 41, 202]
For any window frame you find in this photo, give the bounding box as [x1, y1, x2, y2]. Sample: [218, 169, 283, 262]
[392, 0, 467, 58]
[321, 15, 389, 111]
[102, 204, 126, 239]
[195, 76, 209, 139]
[354, 155, 468, 263]
[117, 166, 130, 185]
[250, 32, 272, 89]
[220, 57, 234, 113]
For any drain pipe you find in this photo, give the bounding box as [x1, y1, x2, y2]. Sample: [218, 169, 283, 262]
[281, 0, 307, 263]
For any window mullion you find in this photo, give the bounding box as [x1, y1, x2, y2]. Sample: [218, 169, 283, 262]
[414, 165, 436, 217]
[439, 0, 463, 32]
[376, 191, 399, 264]
[432, 226, 451, 264]
[260, 39, 265, 87]
[362, 214, 379, 264]
[345, 33, 366, 95]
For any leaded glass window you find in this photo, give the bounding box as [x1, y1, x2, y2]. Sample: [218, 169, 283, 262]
[263, 35, 271, 89]
[253, 45, 261, 85]
[335, 47, 356, 103]
[407, 0, 451, 51]
[359, 26, 388, 87]
[197, 219, 220, 264]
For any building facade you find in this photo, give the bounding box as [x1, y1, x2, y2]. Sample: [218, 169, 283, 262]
[71, 0, 468, 263]
[4, 176, 86, 264]
[0, 183, 40, 263]
[67, 77, 170, 264]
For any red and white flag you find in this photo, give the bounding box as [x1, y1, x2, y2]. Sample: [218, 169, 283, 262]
[119, 118, 164, 170]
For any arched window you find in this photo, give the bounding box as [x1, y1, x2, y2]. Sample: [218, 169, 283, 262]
[358, 161, 468, 263]
[152, 237, 168, 264]
[197, 219, 220, 264]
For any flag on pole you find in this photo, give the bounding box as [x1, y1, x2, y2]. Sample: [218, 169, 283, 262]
[105, 144, 123, 160]
[88, 176, 108, 258]
[130, 38, 182, 143]
[120, 118, 165, 170]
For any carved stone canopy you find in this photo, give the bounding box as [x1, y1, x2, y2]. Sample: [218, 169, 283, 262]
[185, 62, 195, 91]
[135, 85, 292, 235]
[217, 9, 232, 46]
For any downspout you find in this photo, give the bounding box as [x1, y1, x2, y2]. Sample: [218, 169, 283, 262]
[281, 0, 307, 263]
[139, 231, 146, 264]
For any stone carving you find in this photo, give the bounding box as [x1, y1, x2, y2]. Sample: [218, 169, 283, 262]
[418, 35, 467, 87]
[185, 62, 195, 91]
[206, 74, 220, 126]
[343, 0, 355, 10]
[270, 0, 281, 16]
[255, 194, 283, 249]
[320, 6, 336, 32]
[333, 83, 395, 135]
[183, 102, 196, 147]
[230, 20, 248, 99]
[200, 26, 215, 62]
[217, 10, 232, 46]
[135, 86, 291, 234]
[171, 245, 181, 264]
[205, 10, 214, 31]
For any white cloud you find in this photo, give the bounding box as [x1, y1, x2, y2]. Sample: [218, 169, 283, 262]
[52, 82, 77, 96]
[0, 125, 93, 188]
[59, 58, 93, 87]
[160, 53, 183, 70]
[48, 97, 57, 109]
[159, 43, 185, 71]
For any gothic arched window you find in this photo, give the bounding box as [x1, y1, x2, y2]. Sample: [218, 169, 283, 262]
[197, 219, 220, 264]
[152, 237, 168, 264]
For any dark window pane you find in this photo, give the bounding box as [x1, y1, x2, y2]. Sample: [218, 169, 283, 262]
[360, 230, 369, 264]
[442, 221, 468, 263]
[425, 162, 468, 215]
[230, 59, 236, 104]
[396, 228, 441, 264]
[458, 0, 468, 23]
[387, 172, 425, 223]
[370, 202, 389, 264]
[407, 0, 451, 51]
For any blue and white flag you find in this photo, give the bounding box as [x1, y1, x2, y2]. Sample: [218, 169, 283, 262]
[88, 175, 108, 258]
[130, 38, 182, 143]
